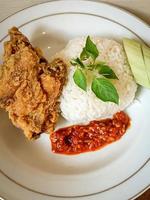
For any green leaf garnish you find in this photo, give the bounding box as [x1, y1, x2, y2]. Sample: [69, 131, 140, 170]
[80, 47, 90, 60]
[86, 64, 95, 70]
[71, 58, 85, 68]
[80, 36, 99, 61]
[91, 78, 119, 104]
[86, 36, 99, 60]
[71, 36, 119, 103]
[96, 63, 118, 79]
[73, 68, 87, 91]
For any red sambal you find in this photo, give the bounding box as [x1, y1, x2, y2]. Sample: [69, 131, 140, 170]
[50, 111, 130, 155]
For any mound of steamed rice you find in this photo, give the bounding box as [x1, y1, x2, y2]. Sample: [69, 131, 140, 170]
[57, 37, 137, 123]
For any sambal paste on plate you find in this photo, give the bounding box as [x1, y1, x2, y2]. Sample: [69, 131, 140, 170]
[50, 111, 130, 155]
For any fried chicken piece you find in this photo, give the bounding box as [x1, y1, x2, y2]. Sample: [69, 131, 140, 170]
[0, 27, 67, 139]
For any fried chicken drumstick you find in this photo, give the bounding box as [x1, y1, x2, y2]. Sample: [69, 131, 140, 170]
[0, 27, 67, 139]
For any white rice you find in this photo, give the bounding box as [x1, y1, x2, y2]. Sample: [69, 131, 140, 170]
[57, 37, 137, 123]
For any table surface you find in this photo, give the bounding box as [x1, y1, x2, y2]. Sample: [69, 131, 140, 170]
[0, 0, 149, 200]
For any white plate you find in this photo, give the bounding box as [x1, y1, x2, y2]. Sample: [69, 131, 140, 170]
[0, 1, 150, 200]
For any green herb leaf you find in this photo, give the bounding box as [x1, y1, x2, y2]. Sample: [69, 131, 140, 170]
[91, 78, 119, 104]
[86, 36, 99, 60]
[96, 63, 118, 79]
[80, 47, 90, 60]
[71, 58, 85, 68]
[86, 64, 95, 70]
[73, 68, 87, 91]
[80, 36, 99, 61]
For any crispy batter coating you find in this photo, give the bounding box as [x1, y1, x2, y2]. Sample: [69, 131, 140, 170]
[0, 27, 66, 139]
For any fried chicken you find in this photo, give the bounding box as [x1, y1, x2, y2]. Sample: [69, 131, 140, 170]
[0, 27, 67, 139]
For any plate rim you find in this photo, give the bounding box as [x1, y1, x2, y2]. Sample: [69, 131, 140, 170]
[0, 0, 150, 28]
[0, 0, 150, 199]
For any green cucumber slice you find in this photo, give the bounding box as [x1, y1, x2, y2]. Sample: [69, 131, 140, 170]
[123, 38, 150, 89]
[142, 44, 150, 84]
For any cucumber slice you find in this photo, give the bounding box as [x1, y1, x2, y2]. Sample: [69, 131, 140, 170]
[123, 38, 150, 88]
[142, 44, 150, 83]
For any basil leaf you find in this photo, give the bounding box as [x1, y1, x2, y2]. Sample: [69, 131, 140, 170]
[80, 36, 99, 61]
[71, 58, 85, 68]
[96, 64, 118, 79]
[73, 68, 87, 91]
[85, 36, 99, 60]
[91, 78, 119, 104]
[80, 47, 90, 60]
[86, 64, 95, 70]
